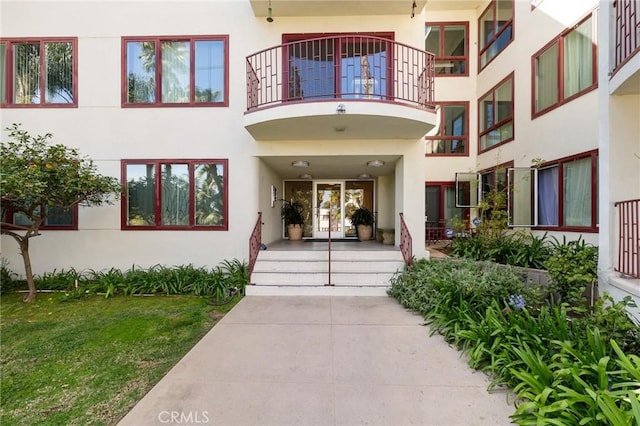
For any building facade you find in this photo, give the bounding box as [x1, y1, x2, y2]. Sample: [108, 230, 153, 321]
[1, 0, 638, 313]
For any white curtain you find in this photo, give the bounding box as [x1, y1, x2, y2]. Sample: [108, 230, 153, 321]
[564, 17, 593, 98]
[536, 44, 558, 112]
[563, 158, 591, 226]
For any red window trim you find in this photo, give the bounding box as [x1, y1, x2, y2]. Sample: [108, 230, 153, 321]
[425, 181, 471, 226]
[535, 149, 598, 233]
[0, 37, 78, 108]
[477, 72, 515, 154]
[478, 0, 515, 72]
[2, 205, 79, 230]
[531, 12, 598, 119]
[121, 159, 229, 231]
[425, 21, 469, 77]
[425, 101, 470, 156]
[121, 35, 229, 108]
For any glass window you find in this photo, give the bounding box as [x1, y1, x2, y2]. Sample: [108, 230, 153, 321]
[0, 38, 76, 107]
[538, 166, 559, 226]
[123, 160, 228, 230]
[563, 157, 592, 227]
[123, 36, 227, 106]
[534, 15, 596, 116]
[6, 205, 76, 230]
[426, 102, 468, 155]
[479, 74, 514, 152]
[425, 23, 468, 75]
[479, 0, 514, 70]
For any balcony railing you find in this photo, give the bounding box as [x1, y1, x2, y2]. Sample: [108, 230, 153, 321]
[246, 35, 434, 111]
[615, 199, 640, 279]
[613, 0, 640, 74]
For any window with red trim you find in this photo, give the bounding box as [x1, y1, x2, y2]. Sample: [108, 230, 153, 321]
[425, 182, 469, 228]
[122, 159, 228, 230]
[506, 151, 598, 231]
[2, 205, 78, 230]
[533, 13, 597, 117]
[425, 22, 468, 76]
[122, 36, 228, 107]
[479, 0, 514, 71]
[479, 73, 514, 153]
[425, 102, 469, 156]
[0, 38, 77, 107]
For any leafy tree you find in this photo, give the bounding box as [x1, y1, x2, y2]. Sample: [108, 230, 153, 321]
[0, 124, 121, 302]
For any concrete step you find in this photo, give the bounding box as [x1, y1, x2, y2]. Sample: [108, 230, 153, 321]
[251, 271, 399, 286]
[257, 250, 403, 262]
[245, 285, 390, 296]
[252, 260, 405, 273]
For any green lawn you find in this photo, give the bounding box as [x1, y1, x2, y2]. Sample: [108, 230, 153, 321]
[0, 292, 239, 425]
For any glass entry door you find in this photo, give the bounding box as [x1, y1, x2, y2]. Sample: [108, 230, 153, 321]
[314, 182, 344, 239]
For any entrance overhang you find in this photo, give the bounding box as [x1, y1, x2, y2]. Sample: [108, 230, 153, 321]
[245, 101, 436, 141]
[260, 155, 400, 180]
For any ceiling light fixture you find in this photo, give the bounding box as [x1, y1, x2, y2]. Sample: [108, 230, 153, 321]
[358, 173, 371, 179]
[367, 160, 385, 168]
[291, 160, 309, 168]
[266, 0, 274, 22]
[299, 174, 312, 179]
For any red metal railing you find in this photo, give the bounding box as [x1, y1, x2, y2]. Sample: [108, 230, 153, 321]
[613, 0, 640, 75]
[399, 213, 413, 267]
[248, 212, 262, 279]
[246, 35, 434, 111]
[615, 199, 640, 278]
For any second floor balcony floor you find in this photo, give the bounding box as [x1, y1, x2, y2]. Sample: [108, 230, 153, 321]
[244, 34, 436, 141]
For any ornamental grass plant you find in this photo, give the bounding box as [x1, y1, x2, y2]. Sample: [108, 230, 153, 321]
[388, 258, 640, 425]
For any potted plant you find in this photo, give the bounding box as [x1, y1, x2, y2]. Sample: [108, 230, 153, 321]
[281, 200, 305, 240]
[350, 206, 374, 241]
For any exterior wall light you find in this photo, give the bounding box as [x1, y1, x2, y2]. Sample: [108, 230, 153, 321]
[336, 103, 346, 114]
[266, 0, 274, 22]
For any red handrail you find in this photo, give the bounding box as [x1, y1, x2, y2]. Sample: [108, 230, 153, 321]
[615, 199, 640, 278]
[612, 0, 640, 75]
[248, 212, 262, 279]
[400, 213, 413, 267]
[246, 35, 434, 111]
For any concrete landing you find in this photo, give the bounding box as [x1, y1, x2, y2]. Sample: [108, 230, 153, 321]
[118, 296, 515, 426]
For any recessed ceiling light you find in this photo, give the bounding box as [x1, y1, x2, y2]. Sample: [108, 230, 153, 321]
[291, 160, 310, 168]
[358, 173, 371, 179]
[367, 160, 385, 168]
[299, 174, 312, 179]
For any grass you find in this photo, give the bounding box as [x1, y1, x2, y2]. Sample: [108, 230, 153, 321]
[0, 292, 240, 426]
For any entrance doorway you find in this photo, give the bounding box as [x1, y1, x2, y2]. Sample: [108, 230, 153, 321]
[284, 179, 374, 240]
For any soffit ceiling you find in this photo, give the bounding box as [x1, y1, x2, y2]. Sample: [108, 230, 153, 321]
[259, 155, 400, 179]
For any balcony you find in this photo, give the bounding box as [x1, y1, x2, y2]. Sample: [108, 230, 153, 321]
[610, 0, 640, 94]
[615, 199, 640, 279]
[244, 35, 436, 141]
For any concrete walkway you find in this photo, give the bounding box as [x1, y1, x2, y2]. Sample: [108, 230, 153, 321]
[118, 296, 515, 426]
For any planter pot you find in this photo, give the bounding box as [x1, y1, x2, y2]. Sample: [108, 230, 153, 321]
[356, 224, 373, 241]
[287, 224, 304, 241]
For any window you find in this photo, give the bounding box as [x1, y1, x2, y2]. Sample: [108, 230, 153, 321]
[479, 0, 514, 70]
[122, 159, 228, 230]
[426, 102, 469, 155]
[505, 151, 598, 231]
[479, 73, 514, 152]
[0, 38, 77, 107]
[425, 22, 468, 76]
[3, 205, 77, 230]
[426, 183, 468, 227]
[533, 14, 596, 116]
[122, 36, 228, 106]
[455, 162, 511, 228]
[283, 33, 393, 101]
